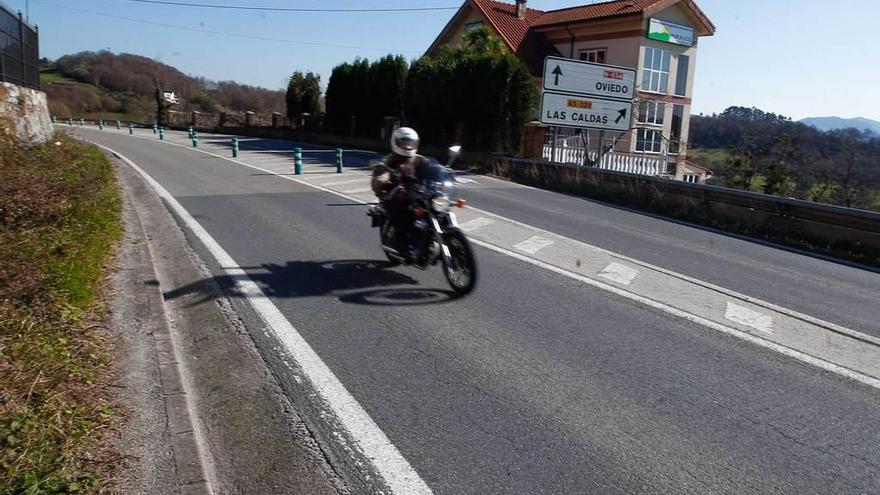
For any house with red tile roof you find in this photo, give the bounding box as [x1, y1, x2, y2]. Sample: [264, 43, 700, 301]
[427, 0, 716, 182]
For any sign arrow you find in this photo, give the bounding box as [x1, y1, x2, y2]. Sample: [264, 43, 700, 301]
[615, 108, 628, 124]
[551, 65, 563, 86]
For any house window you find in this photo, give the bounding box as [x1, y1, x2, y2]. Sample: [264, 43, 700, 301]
[638, 101, 665, 126]
[675, 55, 690, 96]
[465, 21, 483, 32]
[635, 128, 663, 153]
[642, 46, 671, 93]
[683, 174, 699, 183]
[579, 49, 607, 64]
[669, 104, 684, 154]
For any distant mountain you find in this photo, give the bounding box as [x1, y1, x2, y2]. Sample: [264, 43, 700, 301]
[800, 116, 880, 135]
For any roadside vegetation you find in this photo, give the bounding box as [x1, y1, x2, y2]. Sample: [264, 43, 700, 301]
[690, 107, 880, 212]
[322, 27, 538, 155]
[0, 134, 122, 493]
[41, 51, 285, 124]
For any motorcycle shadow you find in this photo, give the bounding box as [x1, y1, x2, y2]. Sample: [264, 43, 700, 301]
[163, 259, 459, 307]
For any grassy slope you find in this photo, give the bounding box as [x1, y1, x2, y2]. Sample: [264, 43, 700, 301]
[41, 69, 150, 124]
[0, 134, 122, 493]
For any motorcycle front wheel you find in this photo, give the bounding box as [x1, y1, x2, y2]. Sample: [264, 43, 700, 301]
[442, 228, 477, 295]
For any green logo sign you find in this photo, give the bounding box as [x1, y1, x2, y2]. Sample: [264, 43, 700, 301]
[648, 18, 695, 46]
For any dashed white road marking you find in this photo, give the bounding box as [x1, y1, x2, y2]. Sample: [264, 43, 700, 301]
[725, 302, 774, 334]
[598, 262, 639, 286]
[97, 144, 433, 495]
[80, 128, 880, 394]
[514, 236, 554, 254]
[455, 177, 479, 185]
[341, 187, 373, 195]
[316, 177, 369, 187]
[458, 217, 494, 232]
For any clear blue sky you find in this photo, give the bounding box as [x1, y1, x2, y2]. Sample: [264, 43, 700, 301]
[7, 0, 879, 121]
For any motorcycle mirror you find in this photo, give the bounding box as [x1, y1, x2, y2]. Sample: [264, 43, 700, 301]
[448, 145, 462, 157]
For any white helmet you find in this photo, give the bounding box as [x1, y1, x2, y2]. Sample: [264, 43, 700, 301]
[391, 127, 420, 157]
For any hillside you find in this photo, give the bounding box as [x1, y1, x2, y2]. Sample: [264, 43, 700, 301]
[42, 51, 285, 122]
[800, 116, 880, 135]
[689, 106, 880, 211]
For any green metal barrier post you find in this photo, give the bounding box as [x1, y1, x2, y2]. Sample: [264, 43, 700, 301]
[295, 147, 303, 175]
[336, 148, 344, 173]
[232, 137, 239, 158]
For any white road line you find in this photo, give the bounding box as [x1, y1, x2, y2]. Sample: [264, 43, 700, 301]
[316, 177, 369, 187]
[514, 236, 554, 254]
[463, 205, 880, 347]
[458, 217, 494, 233]
[84, 129, 880, 393]
[598, 262, 639, 286]
[96, 144, 432, 495]
[455, 178, 480, 185]
[725, 302, 774, 334]
[341, 187, 373, 195]
[469, 239, 880, 391]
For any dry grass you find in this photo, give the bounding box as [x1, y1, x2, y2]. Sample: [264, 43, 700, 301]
[0, 133, 122, 493]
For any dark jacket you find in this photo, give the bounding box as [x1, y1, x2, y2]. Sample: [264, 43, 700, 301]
[371, 153, 432, 198]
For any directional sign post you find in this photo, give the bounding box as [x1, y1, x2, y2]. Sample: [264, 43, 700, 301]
[543, 56, 636, 101]
[540, 93, 633, 132]
[540, 56, 637, 133]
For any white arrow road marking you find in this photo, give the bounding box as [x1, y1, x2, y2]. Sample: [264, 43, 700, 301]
[458, 217, 494, 232]
[455, 178, 480, 185]
[598, 262, 639, 286]
[514, 236, 554, 254]
[725, 302, 774, 334]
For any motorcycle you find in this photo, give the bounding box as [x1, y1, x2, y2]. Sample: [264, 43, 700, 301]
[367, 146, 478, 295]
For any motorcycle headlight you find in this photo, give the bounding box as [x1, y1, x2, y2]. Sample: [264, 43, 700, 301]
[432, 195, 450, 212]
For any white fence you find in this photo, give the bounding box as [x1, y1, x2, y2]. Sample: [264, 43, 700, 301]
[543, 145, 670, 177]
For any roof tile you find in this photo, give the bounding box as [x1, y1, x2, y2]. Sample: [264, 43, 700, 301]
[472, 0, 544, 51]
[532, 0, 666, 27]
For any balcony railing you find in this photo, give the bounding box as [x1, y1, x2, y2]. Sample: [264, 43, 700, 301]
[543, 145, 671, 176]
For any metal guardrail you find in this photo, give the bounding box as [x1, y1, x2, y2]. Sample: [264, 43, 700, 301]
[495, 155, 880, 264]
[0, 2, 38, 90]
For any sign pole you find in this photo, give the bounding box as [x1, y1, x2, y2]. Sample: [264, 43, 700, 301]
[597, 130, 605, 168]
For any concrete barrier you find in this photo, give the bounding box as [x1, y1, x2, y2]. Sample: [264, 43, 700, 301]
[493, 156, 880, 266]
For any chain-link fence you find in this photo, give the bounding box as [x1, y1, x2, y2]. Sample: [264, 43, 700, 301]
[0, 2, 38, 90]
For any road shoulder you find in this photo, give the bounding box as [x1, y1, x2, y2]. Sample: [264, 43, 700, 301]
[108, 150, 348, 494]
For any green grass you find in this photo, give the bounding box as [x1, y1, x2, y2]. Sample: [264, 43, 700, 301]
[687, 147, 732, 168]
[40, 69, 82, 86]
[0, 134, 123, 493]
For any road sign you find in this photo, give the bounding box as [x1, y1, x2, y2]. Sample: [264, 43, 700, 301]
[540, 92, 633, 131]
[542, 56, 636, 101]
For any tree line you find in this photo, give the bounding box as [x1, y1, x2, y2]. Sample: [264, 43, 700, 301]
[285, 27, 538, 154]
[689, 106, 880, 211]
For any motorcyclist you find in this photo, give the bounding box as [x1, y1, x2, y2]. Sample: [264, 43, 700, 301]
[371, 127, 433, 259]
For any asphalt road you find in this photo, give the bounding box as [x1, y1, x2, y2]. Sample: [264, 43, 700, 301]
[76, 128, 880, 494]
[169, 130, 880, 335]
